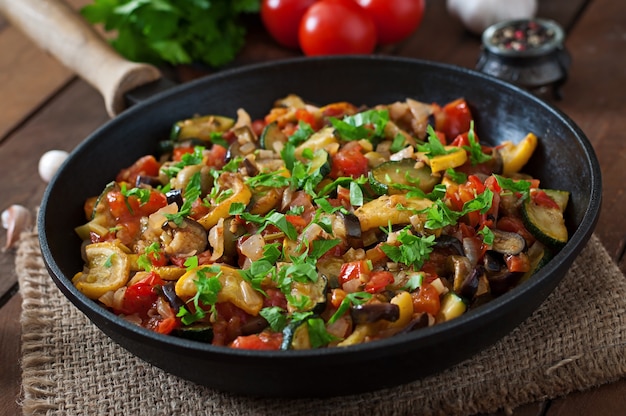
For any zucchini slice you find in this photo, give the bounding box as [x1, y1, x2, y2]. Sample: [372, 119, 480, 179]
[520, 241, 552, 283]
[260, 121, 288, 152]
[281, 320, 311, 350]
[170, 115, 235, 142]
[437, 292, 467, 323]
[369, 159, 440, 195]
[521, 189, 569, 248]
[307, 149, 332, 177]
[287, 275, 328, 314]
[172, 324, 214, 343]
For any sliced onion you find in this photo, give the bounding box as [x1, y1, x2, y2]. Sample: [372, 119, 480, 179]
[209, 218, 225, 261]
[239, 234, 266, 261]
[463, 237, 483, 267]
[342, 278, 362, 294]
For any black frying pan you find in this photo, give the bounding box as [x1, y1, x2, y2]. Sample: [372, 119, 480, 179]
[5, 0, 602, 398]
[38, 56, 601, 397]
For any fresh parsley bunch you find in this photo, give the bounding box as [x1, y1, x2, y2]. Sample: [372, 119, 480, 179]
[81, 0, 260, 67]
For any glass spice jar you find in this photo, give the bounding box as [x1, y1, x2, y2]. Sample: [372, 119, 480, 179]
[476, 18, 570, 99]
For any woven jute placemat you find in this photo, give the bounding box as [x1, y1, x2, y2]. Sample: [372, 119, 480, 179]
[16, 230, 626, 416]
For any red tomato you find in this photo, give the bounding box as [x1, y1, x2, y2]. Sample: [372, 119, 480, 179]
[434, 98, 473, 141]
[205, 144, 227, 169]
[120, 272, 164, 316]
[299, 0, 377, 56]
[329, 142, 369, 179]
[337, 260, 370, 286]
[365, 271, 394, 293]
[531, 190, 561, 210]
[411, 283, 441, 316]
[116, 155, 161, 185]
[505, 253, 531, 273]
[355, 0, 425, 45]
[261, 0, 317, 49]
[230, 332, 283, 350]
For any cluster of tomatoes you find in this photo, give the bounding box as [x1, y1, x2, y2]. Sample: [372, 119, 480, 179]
[260, 0, 425, 55]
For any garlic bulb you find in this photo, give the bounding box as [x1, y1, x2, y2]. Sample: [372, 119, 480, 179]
[447, 0, 538, 35]
[38, 150, 69, 183]
[2, 204, 33, 250]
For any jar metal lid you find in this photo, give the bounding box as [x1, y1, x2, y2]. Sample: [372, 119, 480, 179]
[482, 18, 565, 58]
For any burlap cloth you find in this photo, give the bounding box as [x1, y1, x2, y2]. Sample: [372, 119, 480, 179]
[15, 230, 626, 416]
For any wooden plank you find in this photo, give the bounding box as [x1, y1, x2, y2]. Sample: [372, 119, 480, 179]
[0, 79, 108, 299]
[0, 0, 92, 141]
[0, 294, 23, 416]
[549, 0, 626, 269]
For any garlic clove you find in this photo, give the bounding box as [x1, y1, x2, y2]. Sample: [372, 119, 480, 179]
[2, 204, 33, 250]
[38, 150, 69, 183]
[447, 0, 537, 35]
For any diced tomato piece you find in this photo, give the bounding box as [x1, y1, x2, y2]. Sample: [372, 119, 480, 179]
[484, 175, 502, 193]
[251, 119, 266, 137]
[106, 189, 167, 220]
[365, 244, 389, 267]
[365, 271, 394, 293]
[205, 145, 227, 169]
[230, 332, 283, 350]
[286, 214, 308, 230]
[295, 108, 322, 130]
[505, 253, 531, 273]
[531, 190, 560, 210]
[120, 272, 164, 316]
[147, 249, 168, 267]
[337, 260, 370, 286]
[330, 142, 369, 179]
[434, 98, 473, 140]
[154, 316, 178, 335]
[330, 288, 348, 309]
[189, 197, 210, 219]
[321, 102, 358, 118]
[116, 155, 161, 185]
[411, 283, 441, 316]
[172, 146, 195, 162]
[450, 132, 470, 147]
[263, 288, 288, 309]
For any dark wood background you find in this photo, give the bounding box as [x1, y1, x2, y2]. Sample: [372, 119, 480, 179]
[1, 0, 625, 415]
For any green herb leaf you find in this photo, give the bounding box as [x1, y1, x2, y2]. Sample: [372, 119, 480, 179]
[259, 306, 287, 332]
[330, 109, 389, 141]
[81, 0, 260, 68]
[462, 121, 492, 165]
[328, 292, 372, 324]
[307, 317, 338, 348]
[418, 126, 454, 157]
[381, 229, 436, 270]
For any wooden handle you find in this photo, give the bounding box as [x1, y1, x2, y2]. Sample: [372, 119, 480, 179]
[0, 0, 161, 117]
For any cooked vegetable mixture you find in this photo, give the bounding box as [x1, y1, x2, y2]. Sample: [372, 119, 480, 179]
[74, 95, 569, 350]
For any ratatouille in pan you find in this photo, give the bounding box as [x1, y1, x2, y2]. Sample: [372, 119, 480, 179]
[73, 94, 569, 350]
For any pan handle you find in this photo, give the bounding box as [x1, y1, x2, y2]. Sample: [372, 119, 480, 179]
[0, 0, 161, 117]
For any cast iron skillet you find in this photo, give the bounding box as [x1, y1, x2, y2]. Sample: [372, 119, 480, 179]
[39, 55, 601, 397]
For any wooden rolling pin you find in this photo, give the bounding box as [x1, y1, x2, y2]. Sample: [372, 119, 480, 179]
[0, 0, 161, 117]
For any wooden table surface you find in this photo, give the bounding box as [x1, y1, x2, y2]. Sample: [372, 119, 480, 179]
[1, 0, 625, 415]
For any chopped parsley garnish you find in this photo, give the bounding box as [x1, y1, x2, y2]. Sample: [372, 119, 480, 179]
[381, 227, 436, 270]
[463, 121, 492, 165]
[176, 265, 222, 325]
[164, 171, 202, 226]
[418, 126, 454, 157]
[229, 203, 298, 241]
[328, 292, 372, 324]
[495, 175, 532, 197]
[330, 109, 389, 141]
[260, 306, 287, 332]
[478, 226, 495, 245]
[161, 146, 205, 178]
